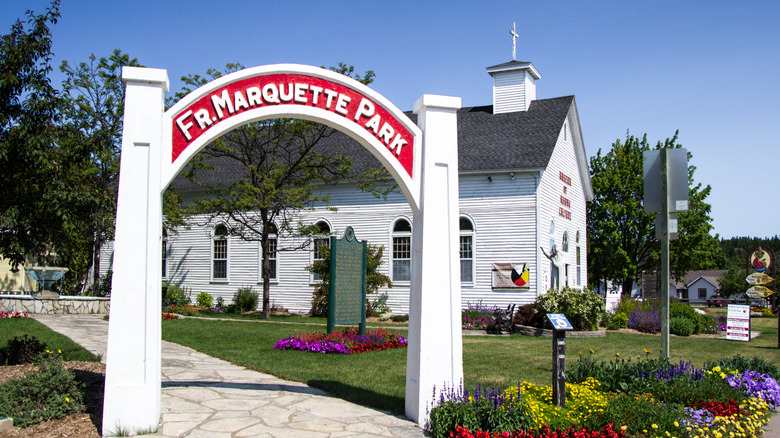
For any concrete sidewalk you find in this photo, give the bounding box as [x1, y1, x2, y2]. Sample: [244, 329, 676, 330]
[31, 314, 780, 437]
[32, 314, 425, 437]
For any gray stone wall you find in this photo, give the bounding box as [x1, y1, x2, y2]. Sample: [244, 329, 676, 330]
[0, 295, 109, 314]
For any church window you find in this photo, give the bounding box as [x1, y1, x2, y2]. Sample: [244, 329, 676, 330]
[460, 216, 475, 284]
[392, 218, 412, 282]
[212, 224, 229, 281]
[312, 221, 331, 282]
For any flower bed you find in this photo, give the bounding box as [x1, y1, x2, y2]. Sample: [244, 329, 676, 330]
[429, 353, 778, 438]
[162, 304, 199, 316]
[273, 328, 407, 354]
[0, 311, 28, 318]
[462, 301, 501, 330]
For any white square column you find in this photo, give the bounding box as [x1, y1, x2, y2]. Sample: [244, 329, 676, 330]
[102, 67, 168, 436]
[406, 95, 463, 426]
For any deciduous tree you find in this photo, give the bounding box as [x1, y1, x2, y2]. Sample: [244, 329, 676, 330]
[171, 63, 391, 318]
[587, 131, 724, 297]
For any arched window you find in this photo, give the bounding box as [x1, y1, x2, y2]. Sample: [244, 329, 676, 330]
[562, 231, 569, 253]
[459, 216, 475, 284]
[162, 228, 168, 279]
[259, 222, 278, 281]
[392, 218, 412, 282]
[212, 224, 229, 281]
[312, 221, 331, 282]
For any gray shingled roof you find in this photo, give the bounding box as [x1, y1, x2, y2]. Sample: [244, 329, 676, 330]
[172, 96, 575, 190]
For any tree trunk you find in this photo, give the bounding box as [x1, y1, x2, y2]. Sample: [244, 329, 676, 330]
[622, 277, 634, 299]
[92, 234, 102, 293]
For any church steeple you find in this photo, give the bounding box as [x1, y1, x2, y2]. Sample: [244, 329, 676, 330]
[486, 23, 541, 114]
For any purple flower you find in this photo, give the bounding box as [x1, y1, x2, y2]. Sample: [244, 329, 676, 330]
[726, 370, 780, 408]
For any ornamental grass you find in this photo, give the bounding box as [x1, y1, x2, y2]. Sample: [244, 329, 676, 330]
[273, 327, 407, 354]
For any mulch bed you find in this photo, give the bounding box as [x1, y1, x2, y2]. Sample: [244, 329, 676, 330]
[0, 361, 105, 438]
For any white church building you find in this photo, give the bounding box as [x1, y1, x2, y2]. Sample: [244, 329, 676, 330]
[100, 59, 593, 315]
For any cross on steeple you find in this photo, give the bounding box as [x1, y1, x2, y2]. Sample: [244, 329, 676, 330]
[510, 22, 519, 61]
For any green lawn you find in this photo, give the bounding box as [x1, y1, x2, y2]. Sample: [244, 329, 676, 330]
[0, 318, 101, 363]
[161, 315, 780, 416]
[193, 310, 408, 328]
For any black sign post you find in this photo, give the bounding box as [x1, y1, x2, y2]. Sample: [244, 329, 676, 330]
[547, 313, 573, 407]
[327, 227, 367, 335]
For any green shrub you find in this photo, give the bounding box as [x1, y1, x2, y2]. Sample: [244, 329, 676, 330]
[693, 311, 719, 334]
[0, 352, 84, 428]
[232, 286, 259, 313]
[6, 335, 47, 365]
[308, 243, 392, 316]
[669, 300, 696, 320]
[614, 294, 641, 316]
[196, 292, 214, 308]
[163, 282, 191, 306]
[535, 287, 604, 331]
[391, 314, 409, 322]
[669, 316, 694, 336]
[582, 393, 685, 435]
[512, 303, 539, 326]
[215, 296, 225, 308]
[605, 312, 628, 330]
[709, 354, 780, 380]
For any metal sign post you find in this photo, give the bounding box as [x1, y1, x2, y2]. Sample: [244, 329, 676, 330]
[643, 148, 688, 360]
[547, 314, 573, 407]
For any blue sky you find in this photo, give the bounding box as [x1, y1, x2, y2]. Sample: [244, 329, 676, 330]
[4, 1, 779, 239]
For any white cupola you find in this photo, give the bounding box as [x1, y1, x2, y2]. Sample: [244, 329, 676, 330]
[486, 60, 541, 114]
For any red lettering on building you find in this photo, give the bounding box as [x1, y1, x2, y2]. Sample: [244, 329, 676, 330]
[559, 207, 571, 220]
[559, 171, 571, 186]
[560, 195, 570, 208]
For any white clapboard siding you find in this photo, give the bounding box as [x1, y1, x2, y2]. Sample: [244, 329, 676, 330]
[492, 70, 536, 114]
[537, 117, 588, 292]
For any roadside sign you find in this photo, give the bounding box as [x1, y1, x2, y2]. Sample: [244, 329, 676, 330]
[546, 314, 573, 331]
[726, 304, 751, 342]
[746, 272, 774, 285]
[747, 286, 775, 298]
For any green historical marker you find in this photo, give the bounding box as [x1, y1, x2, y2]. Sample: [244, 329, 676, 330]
[327, 227, 368, 335]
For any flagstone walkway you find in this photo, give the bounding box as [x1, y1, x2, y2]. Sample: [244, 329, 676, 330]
[32, 314, 426, 437]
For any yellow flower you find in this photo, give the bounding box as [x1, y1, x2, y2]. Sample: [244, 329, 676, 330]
[713, 366, 722, 372]
[66, 397, 70, 403]
[589, 348, 594, 353]
[616, 352, 621, 357]
[58, 349, 61, 354]
[652, 423, 659, 429]
[674, 421, 679, 427]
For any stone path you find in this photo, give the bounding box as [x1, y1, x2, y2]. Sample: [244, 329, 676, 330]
[32, 314, 425, 437]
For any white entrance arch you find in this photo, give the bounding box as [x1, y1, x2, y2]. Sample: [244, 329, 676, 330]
[102, 65, 463, 435]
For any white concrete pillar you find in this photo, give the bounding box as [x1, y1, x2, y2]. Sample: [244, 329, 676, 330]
[405, 94, 463, 426]
[102, 67, 168, 436]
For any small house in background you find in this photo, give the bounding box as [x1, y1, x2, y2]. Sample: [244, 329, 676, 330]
[672, 270, 728, 305]
[99, 56, 594, 314]
[639, 269, 731, 306]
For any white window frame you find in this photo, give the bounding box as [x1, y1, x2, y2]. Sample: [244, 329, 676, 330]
[211, 223, 229, 282]
[258, 222, 278, 283]
[391, 217, 412, 283]
[311, 220, 332, 283]
[459, 215, 475, 285]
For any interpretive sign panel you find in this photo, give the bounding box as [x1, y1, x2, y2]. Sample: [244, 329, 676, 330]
[328, 227, 367, 335]
[726, 304, 751, 342]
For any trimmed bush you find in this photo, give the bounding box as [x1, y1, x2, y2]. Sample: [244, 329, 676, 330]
[196, 291, 214, 308]
[6, 335, 47, 365]
[669, 316, 695, 336]
[605, 312, 628, 330]
[231, 286, 259, 313]
[0, 352, 84, 428]
[512, 303, 538, 326]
